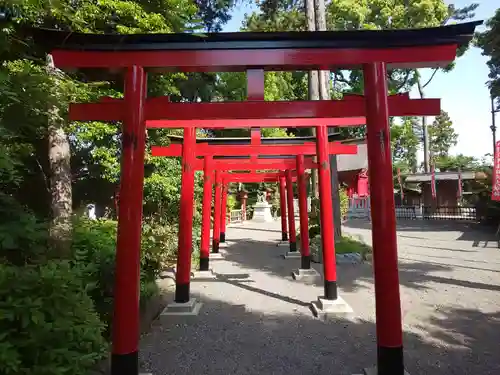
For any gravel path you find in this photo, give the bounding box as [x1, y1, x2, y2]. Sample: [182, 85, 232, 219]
[140, 219, 500, 375]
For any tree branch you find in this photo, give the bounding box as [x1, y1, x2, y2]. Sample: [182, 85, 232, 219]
[394, 70, 411, 92]
[422, 68, 439, 89]
[35, 157, 51, 194]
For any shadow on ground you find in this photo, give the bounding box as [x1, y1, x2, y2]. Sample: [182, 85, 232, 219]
[220, 237, 476, 294]
[141, 294, 500, 375]
[343, 219, 500, 248]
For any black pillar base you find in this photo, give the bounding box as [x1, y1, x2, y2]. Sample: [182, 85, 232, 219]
[377, 346, 405, 375]
[174, 282, 190, 303]
[301, 255, 311, 269]
[282, 232, 288, 241]
[111, 351, 138, 375]
[220, 232, 226, 243]
[289, 241, 297, 252]
[324, 280, 338, 300]
[199, 257, 209, 271]
[212, 239, 219, 253]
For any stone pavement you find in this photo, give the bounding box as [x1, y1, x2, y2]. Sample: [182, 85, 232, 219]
[140, 219, 500, 375]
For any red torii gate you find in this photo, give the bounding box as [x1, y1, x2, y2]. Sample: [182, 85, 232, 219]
[153, 141, 355, 276]
[219, 170, 306, 252]
[34, 20, 480, 375]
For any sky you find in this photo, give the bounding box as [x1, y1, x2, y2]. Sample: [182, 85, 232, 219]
[221, 0, 499, 162]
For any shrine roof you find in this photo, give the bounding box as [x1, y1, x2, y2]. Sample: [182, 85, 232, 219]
[405, 171, 487, 182]
[31, 22, 480, 52]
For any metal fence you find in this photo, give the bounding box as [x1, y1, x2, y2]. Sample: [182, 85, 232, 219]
[346, 197, 478, 222]
[422, 206, 477, 221]
[229, 209, 243, 223]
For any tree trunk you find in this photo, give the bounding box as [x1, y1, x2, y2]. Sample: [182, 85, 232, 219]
[47, 54, 73, 258]
[417, 75, 430, 173]
[314, 0, 342, 240]
[306, 0, 319, 199]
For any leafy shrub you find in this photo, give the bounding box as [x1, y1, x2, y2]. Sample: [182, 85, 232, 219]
[71, 217, 118, 330]
[0, 193, 48, 266]
[0, 261, 107, 375]
[310, 235, 372, 262]
[309, 225, 321, 239]
[340, 188, 349, 219]
[226, 194, 237, 212]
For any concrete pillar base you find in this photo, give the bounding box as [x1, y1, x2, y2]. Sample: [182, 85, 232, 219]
[276, 240, 289, 247]
[219, 241, 229, 248]
[160, 298, 202, 318]
[353, 367, 410, 375]
[283, 251, 301, 259]
[310, 296, 354, 320]
[209, 252, 224, 260]
[292, 268, 320, 281]
[192, 270, 217, 279]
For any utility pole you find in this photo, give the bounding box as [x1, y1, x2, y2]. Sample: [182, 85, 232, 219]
[314, 0, 342, 239]
[491, 94, 498, 158]
[306, 0, 319, 198]
[416, 76, 430, 172]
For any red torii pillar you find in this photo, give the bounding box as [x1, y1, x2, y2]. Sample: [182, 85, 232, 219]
[220, 183, 228, 243]
[212, 171, 223, 254]
[175, 126, 197, 303]
[296, 155, 311, 270]
[315, 124, 338, 300]
[240, 191, 248, 221]
[364, 62, 404, 374]
[285, 169, 297, 255]
[199, 156, 213, 272]
[111, 67, 147, 374]
[279, 175, 288, 242]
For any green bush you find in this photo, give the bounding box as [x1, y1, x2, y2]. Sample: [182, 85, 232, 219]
[0, 261, 107, 375]
[340, 188, 349, 219]
[71, 217, 163, 334]
[226, 194, 237, 212]
[336, 235, 371, 255]
[71, 217, 118, 331]
[0, 193, 48, 266]
[309, 225, 321, 239]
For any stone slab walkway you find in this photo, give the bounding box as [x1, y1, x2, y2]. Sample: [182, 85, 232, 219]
[140, 219, 500, 375]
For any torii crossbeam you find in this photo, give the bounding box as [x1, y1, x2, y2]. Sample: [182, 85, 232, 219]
[69, 92, 438, 126]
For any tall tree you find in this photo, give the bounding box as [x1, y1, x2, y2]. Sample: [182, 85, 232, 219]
[306, 0, 320, 198]
[313, 0, 342, 238]
[326, 0, 478, 170]
[428, 110, 458, 160]
[46, 54, 72, 257]
[477, 7, 500, 109]
[391, 117, 420, 172]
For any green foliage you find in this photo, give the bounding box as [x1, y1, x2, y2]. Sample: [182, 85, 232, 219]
[71, 216, 181, 330]
[309, 225, 321, 239]
[307, 188, 348, 238]
[226, 194, 237, 212]
[334, 235, 371, 255]
[429, 110, 458, 160]
[434, 154, 478, 172]
[339, 187, 349, 219]
[0, 194, 48, 266]
[477, 7, 500, 108]
[391, 117, 420, 172]
[0, 261, 107, 375]
[310, 234, 371, 263]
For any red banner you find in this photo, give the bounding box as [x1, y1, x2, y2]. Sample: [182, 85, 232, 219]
[492, 141, 500, 201]
[457, 169, 462, 199]
[431, 165, 437, 199]
[397, 168, 404, 200]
